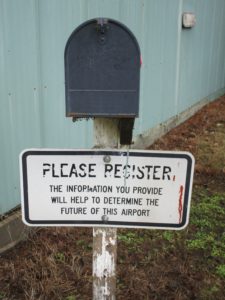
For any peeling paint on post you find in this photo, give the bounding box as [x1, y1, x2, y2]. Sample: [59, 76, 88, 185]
[93, 118, 119, 300]
[93, 228, 117, 299]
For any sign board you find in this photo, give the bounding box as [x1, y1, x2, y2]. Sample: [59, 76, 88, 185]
[20, 149, 194, 229]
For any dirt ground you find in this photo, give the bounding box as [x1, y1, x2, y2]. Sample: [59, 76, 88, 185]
[0, 96, 225, 300]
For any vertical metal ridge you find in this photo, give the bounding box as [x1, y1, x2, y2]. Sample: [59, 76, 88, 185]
[174, 0, 183, 115]
[137, 0, 147, 133]
[33, 0, 44, 146]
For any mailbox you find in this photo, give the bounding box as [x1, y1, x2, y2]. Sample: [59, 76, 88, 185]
[65, 18, 141, 119]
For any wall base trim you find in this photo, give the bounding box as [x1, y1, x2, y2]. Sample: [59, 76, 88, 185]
[0, 211, 29, 254]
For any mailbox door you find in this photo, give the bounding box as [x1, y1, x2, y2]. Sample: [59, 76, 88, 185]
[65, 18, 141, 118]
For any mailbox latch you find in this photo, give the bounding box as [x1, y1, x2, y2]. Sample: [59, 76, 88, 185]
[96, 18, 108, 44]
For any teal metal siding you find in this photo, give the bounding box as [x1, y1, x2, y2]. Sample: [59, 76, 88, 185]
[0, 0, 225, 214]
[137, 0, 182, 132]
[179, 0, 225, 112]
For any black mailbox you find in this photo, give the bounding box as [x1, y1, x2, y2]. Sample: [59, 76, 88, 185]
[65, 18, 141, 119]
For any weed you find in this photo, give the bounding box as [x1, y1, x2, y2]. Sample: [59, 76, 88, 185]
[0, 292, 5, 300]
[200, 284, 221, 299]
[187, 232, 215, 250]
[76, 239, 86, 247]
[65, 295, 76, 300]
[54, 252, 65, 262]
[162, 231, 174, 242]
[76, 239, 92, 251]
[118, 231, 140, 244]
[118, 231, 145, 249]
[209, 285, 220, 293]
[118, 231, 146, 254]
[211, 244, 225, 258]
[187, 192, 225, 279]
[216, 265, 225, 278]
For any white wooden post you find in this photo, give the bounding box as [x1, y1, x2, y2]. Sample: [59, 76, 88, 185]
[93, 118, 119, 300]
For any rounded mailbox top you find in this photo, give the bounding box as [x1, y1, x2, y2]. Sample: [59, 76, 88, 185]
[65, 18, 141, 119]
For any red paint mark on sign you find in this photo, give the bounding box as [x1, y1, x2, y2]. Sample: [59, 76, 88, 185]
[178, 185, 184, 223]
[173, 175, 176, 181]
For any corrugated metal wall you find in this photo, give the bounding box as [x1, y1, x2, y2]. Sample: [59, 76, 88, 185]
[1, 0, 225, 214]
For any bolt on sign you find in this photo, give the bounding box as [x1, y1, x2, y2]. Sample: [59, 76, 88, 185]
[20, 149, 194, 230]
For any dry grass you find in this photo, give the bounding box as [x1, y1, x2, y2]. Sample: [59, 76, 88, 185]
[0, 228, 92, 300]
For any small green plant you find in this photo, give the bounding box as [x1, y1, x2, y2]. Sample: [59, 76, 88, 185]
[118, 232, 135, 244]
[118, 231, 144, 245]
[211, 243, 225, 258]
[162, 231, 174, 242]
[76, 239, 92, 250]
[118, 230, 146, 253]
[54, 252, 65, 262]
[200, 284, 220, 299]
[216, 265, 225, 278]
[76, 239, 86, 247]
[187, 232, 215, 250]
[0, 292, 6, 300]
[65, 295, 76, 300]
[208, 285, 220, 293]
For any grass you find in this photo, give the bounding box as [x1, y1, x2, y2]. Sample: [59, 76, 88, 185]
[116, 189, 225, 298]
[118, 231, 144, 246]
[187, 192, 225, 260]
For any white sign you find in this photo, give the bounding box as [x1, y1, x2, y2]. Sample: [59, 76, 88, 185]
[20, 149, 194, 229]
